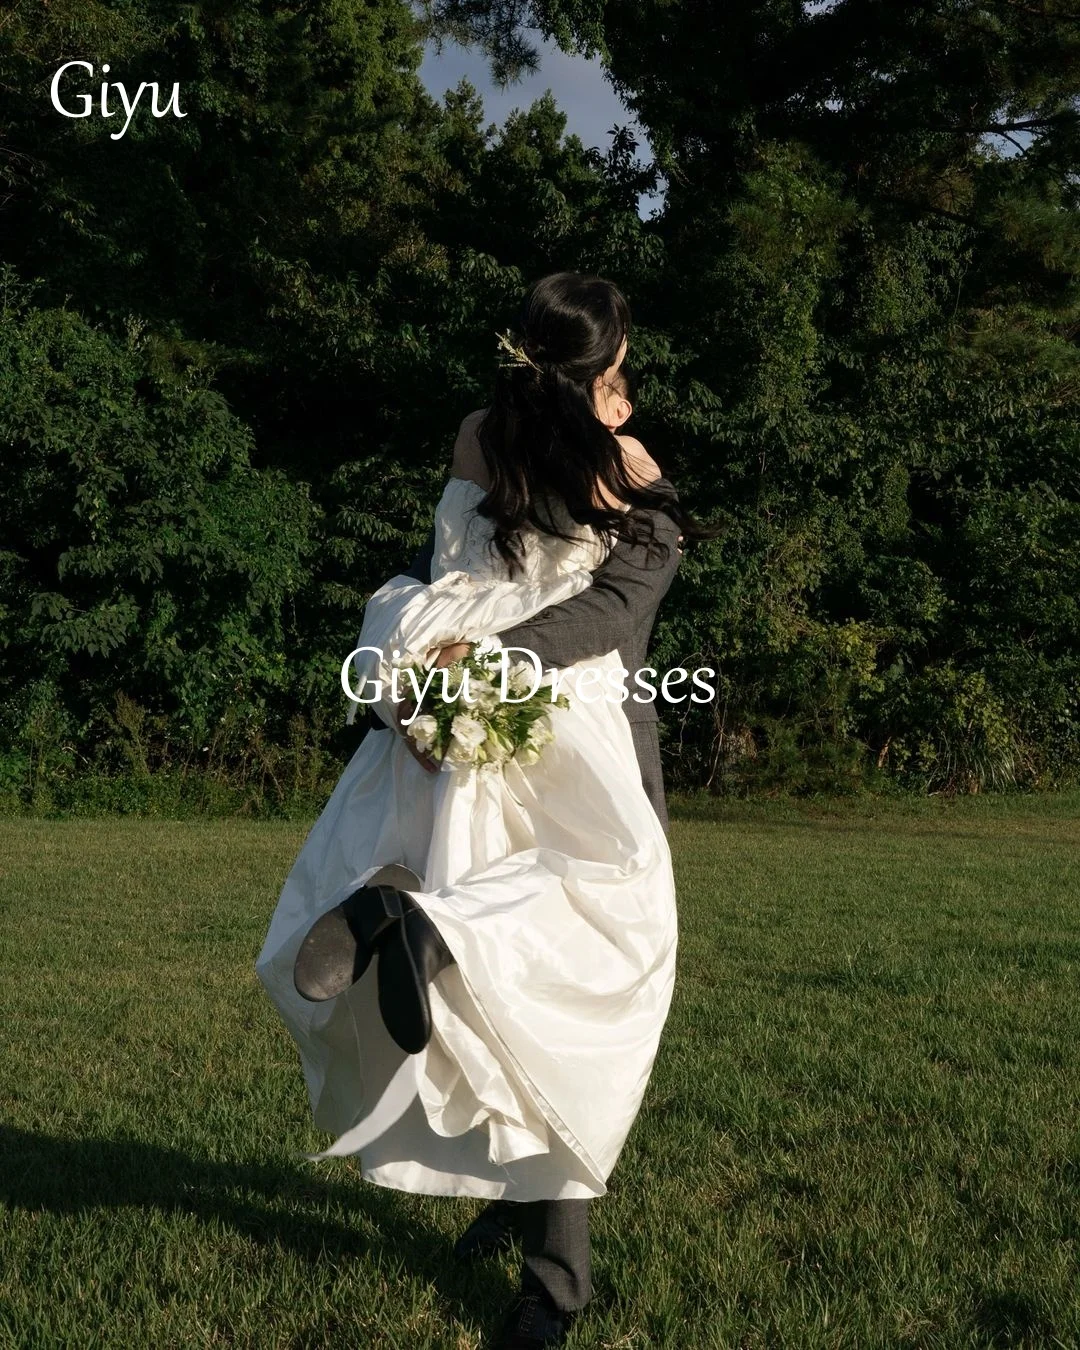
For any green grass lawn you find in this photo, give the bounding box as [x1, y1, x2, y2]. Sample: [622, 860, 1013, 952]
[1, 791, 1079, 1348]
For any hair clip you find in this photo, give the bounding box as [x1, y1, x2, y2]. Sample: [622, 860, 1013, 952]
[495, 329, 542, 372]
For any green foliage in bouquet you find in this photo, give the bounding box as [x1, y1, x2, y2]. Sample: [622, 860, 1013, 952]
[393, 644, 570, 772]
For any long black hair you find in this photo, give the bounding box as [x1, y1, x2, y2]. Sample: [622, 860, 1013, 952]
[473, 271, 722, 579]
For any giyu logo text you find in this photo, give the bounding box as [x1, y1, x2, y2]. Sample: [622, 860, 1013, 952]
[51, 62, 187, 141]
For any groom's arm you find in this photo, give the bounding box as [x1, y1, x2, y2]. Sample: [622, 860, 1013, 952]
[395, 505, 682, 666]
[494, 479, 683, 670]
[358, 482, 682, 736]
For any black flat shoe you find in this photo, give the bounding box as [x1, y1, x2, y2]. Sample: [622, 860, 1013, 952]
[293, 865, 422, 1002]
[453, 1199, 522, 1262]
[376, 901, 455, 1054]
[491, 1290, 577, 1349]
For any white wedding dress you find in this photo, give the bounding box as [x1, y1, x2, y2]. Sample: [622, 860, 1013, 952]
[255, 476, 678, 1201]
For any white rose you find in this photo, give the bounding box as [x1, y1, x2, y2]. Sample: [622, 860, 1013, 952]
[505, 660, 542, 699]
[464, 677, 500, 714]
[405, 714, 439, 754]
[509, 659, 537, 684]
[446, 714, 487, 763]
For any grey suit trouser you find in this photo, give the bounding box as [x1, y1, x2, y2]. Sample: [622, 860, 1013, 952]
[512, 717, 668, 1311]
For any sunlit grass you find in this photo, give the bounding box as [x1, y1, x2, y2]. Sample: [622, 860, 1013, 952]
[2, 791, 1078, 1347]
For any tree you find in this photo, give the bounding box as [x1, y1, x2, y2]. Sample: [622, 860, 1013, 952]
[421, 0, 1080, 792]
[0, 267, 314, 764]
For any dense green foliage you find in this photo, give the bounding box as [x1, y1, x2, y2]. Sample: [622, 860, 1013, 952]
[1, 0, 1077, 811]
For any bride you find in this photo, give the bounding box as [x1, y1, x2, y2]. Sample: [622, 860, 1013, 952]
[255, 271, 709, 1349]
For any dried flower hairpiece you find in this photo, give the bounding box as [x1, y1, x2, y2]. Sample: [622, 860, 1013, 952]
[495, 328, 542, 373]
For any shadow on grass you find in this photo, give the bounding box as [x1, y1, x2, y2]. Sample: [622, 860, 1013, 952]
[0, 1124, 508, 1327]
[971, 1286, 1057, 1347]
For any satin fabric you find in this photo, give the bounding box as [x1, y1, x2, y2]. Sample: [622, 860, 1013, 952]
[255, 478, 678, 1201]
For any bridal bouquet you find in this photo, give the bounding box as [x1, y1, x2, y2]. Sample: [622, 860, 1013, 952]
[392, 637, 569, 773]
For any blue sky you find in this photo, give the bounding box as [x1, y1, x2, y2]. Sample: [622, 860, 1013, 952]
[417, 29, 665, 218]
[417, 16, 1029, 219]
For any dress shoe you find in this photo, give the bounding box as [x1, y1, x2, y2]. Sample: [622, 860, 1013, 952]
[453, 1199, 521, 1262]
[376, 899, 455, 1053]
[293, 865, 423, 1003]
[491, 1289, 577, 1349]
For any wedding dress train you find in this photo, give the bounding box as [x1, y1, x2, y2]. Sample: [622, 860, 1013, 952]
[255, 476, 678, 1201]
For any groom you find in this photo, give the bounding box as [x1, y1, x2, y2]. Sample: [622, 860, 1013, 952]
[358, 478, 683, 1349]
